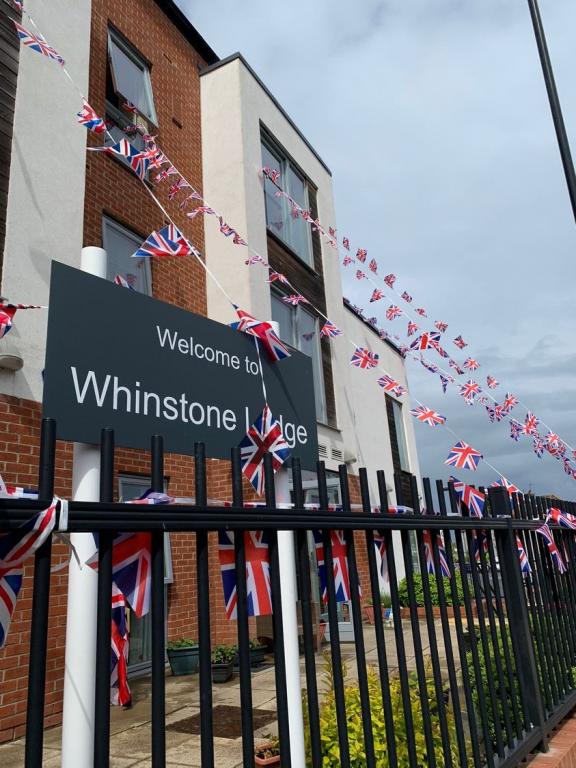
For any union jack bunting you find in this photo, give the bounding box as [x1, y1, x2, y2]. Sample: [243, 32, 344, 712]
[0, 303, 43, 339]
[149, 152, 168, 170]
[313, 530, 352, 603]
[132, 225, 191, 259]
[492, 477, 520, 495]
[154, 165, 178, 183]
[547, 507, 576, 530]
[460, 379, 481, 404]
[463, 357, 480, 372]
[373, 534, 388, 583]
[281, 294, 308, 306]
[267, 271, 289, 285]
[501, 393, 519, 413]
[261, 167, 280, 184]
[448, 359, 465, 376]
[434, 344, 449, 359]
[13, 21, 64, 65]
[485, 405, 496, 423]
[422, 530, 451, 578]
[218, 530, 272, 619]
[114, 274, 135, 290]
[523, 412, 539, 436]
[493, 405, 505, 422]
[434, 321, 448, 333]
[407, 321, 418, 336]
[350, 347, 379, 369]
[415, 308, 427, 317]
[410, 331, 441, 351]
[383, 274, 396, 289]
[186, 205, 216, 219]
[400, 291, 412, 303]
[486, 376, 499, 389]
[536, 523, 567, 574]
[516, 535, 531, 574]
[419, 356, 438, 374]
[378, 375, 400, 392]
[13, 0, 22, 8]
[232, 307, 290, 362]
[218, 218, 237, 237]
[509, 419, 523, 442]
[439, 374, 450, 394]
[533, 436, 545, 458]
[445, 441, 482, 471]
[76, 101, 106, 134]
[356, 249, 367, 263]
[123, 100, 138, 114]
[89, 533, 152, 617]
[410, 405, 446, 427]
[385, 305, 403, 321]
[545, 431, 562, 453]
[178, 190, 203, 209]
[239, 406, 291, 495]
[368, 259, 378, 274]
[450, 477, 485, 518]
[343, 237, 350, 250]
[110, 584, 131, 706]
[167, 177, 191, 200]
[453, 335, 467, 349]
[356, 270, 367, 281]
[370, 288, 384, 303]
[245, 254, 268, 266]
[320, 320, 342, 338]
[343, 255, 353, 267]
[232, 233, 248, 246]
[367, 316, 378, 327]
[89, 139, 156, 180]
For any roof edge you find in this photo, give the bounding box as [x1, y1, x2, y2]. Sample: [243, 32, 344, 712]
[155, 1, 219, 65]
[200, 52, 331, 176]
[343, 298, 404, 357]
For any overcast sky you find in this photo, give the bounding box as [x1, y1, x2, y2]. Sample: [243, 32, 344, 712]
[177, 0, 576, 498]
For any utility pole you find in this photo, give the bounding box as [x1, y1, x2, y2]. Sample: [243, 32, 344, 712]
[526, 0, 576, 224]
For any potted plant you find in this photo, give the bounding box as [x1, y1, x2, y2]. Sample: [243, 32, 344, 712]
[363, 592, 392, 625]
[249, 638, 266, 667]
[211, 644, 236, 683]
[166, 638, 199, 676]
[255, 735, 280, 766]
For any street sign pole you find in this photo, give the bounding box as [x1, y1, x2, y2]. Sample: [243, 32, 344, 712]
[61, 247, 107, 768]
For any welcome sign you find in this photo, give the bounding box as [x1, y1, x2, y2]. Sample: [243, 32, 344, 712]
[43, 262, 318, 467]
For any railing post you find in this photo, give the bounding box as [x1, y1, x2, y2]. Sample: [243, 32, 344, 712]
[490, 486, 548, 751]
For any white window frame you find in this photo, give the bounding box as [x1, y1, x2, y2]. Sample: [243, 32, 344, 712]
[102, 216, 152, 296]
[261, 135, 314, 267]
[107, 28, 158, 125]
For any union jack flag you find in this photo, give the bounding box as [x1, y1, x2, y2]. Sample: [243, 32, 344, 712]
[410, 331, 441, 351]
[261, 167, 280, 184]
[13, 0, 22, 9]
[378, 375, 400, 392]
[410, 405, 446, 427]
[113, 274, 135, 290]
[368, 259, 378, 274]
[522, 412, 539, 436]
[400, 291, 412, 303]
[0, 303, 41, 339]
[149, 152, 168, 170]
[128, 490, 175, 505]
[383, 274, 396, 289]
[319, 320, 342, 338]
[350, 347, 379, 369]
[356, 249, 367, 263]
[105, 534, 152, 617]
[267, 271, 289, 285]
[493, 405, 505, 422]
[422, 530, 451, 577]
[501, 393, 518, 413]
[486, 376, 499, 389]
[385, 305, 402, 321]
[133, 224, 191, 258]
[313, 530, 352, 603]
[453, 335, 467, 349]
[373, 533, 388, 583]
[485, 405, 496, 423]
[123, 100, 138, 114]
[460, 379, 481, 404]
[76, 101, 106, 134]
[450, 477, 485, 517]
[370, 288, 384, 303]
[463, 357, 480, 372]
[178, 190, 203, 209]
[356, 270, 366, 281]
[245, 254, 268, 266]
[439, 374, 450, 393]
[434, 344, 449, 359]
[343, 237, 350, 250]
[14, 21, 64, 65]
[420, 356, 438, 374]
[449, 359, 465, 376]
[90, 139, 156, 180]
[232, 233, 247, 246]
[547, 507, 576, 530]
[509, 419, 523, 442]
[232, 307, 290, 362]
[533, 436, 545, 458]
[343, 255, 353, 267]
[110, 584, 131, 706]
[186, 205, 216, 219]
[445, 441, 482, 471]
[435, 321, 448, 333]
[545, 430, 561, 452]
[239, 406, 291, 495]
[154, 165, 178, 183]
[407, 321, 418, 336]
[167, 177, 191, 200]
[471, 529, 490, 563]
[0, 566, 23, 648]
[536, 523, 567, 574]
[415, 308, 427, 317]
[491, 477, 520, 495]
[281, 294, 307, 306]
[218, 530, 272, 619]
[516, 535, 531, 574]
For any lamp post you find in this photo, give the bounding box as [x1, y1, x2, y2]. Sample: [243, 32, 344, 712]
[526, 0, 576, 225]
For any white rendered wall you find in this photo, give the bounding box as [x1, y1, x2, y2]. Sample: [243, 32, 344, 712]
[0, 0, 91, 403]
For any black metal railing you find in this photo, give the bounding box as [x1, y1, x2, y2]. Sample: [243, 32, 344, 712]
[2, 418, 576, 767]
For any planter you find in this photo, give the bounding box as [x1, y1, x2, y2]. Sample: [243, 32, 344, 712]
[363, 605, 391, 625]
[250, 646, 266, 667]
[167, 645, 199, 676]
[211, 661, 233, 683]
[254, 742, 281, 766]
[399, 602, 487, 620]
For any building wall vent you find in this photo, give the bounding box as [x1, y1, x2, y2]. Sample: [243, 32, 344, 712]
[331, 447, 344, 462]
[318, 443, 328, 458]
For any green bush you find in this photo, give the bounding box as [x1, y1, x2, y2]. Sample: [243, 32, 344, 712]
[397, 573, 466, 607]
[303, 652, 463, 767]
[166, 637, 197, 650]
[211, 644, 236, 664]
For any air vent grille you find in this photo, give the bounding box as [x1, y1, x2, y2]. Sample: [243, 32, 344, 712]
[318, 443, 328, 458]
[331, 447, 344, 461]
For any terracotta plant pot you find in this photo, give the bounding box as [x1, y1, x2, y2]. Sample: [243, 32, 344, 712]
[254, 742, 281, 766]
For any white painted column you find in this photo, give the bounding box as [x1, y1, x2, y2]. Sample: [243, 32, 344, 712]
[61, 247, 107, 768]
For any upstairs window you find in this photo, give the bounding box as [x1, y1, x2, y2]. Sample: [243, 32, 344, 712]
[107, 28, 157, 124]
[271, 290, 326, 423]
[261, 137, 313, 267]
[102, 217, 152, 296]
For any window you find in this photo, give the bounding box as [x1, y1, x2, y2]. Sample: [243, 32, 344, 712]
[387, 397, 410, 472]
[107, 28, 157, 124]
[271, 291, 326, 422]
[102, 217, 152, 295]
[261, 137, 313, 266]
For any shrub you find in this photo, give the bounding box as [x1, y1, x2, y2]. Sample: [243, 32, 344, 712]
[397, 573, 466, 607]
[303, 652, 462, 767]
[211, 644, 236, 664]
[166, 638, 197, 650]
